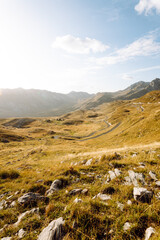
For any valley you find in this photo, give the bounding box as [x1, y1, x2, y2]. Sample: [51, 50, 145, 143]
[0, 90, 160, 239]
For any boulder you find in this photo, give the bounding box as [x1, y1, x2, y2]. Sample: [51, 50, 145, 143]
[133, 187, 153, 203]
[37, 217, 65, 240]
[18, 192, 48, 205]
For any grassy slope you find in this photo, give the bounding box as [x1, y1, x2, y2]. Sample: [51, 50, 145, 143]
[0, 91, 159, 239]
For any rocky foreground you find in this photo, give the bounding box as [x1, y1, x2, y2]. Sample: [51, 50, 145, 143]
[0, 149, 160, 240]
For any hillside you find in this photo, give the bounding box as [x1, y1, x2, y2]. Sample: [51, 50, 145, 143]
[0, 89, 93, 118]
[0, 78, 160, 118]
[0, 90, 159, 239]
[80, 78, 160, 109]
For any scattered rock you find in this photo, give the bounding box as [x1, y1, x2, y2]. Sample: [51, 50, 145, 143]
[114, 168, 121, 177]
[117, 202, 124, 211]
[139, 162, 145, 168]
[0, 200, 7, 210]
[127, 200, 132, 205]
[123, 222, 131, 231]
[14, 208, 39, 227]
[81, 189, 89, 195]
[108, 171, 116, 181]
[18, 228, 26, 238]
[73, 198, 83, 203]
[149, 171, 157, 181]
[85, 158, 93, 166]
[37, 217, 65, 240]
[18, 192, 48, 205]
[94, 193, 111, 201]
[155, 181, 160, 187]
[133, 187, 153, 203]
[68, 189, 82, 196]
[125, 170, 146, 186]
[10, 201, 16, 208]
[145, 227, 155, 240]
[46, 179, 68, 196]
[155, 192, 160, 199]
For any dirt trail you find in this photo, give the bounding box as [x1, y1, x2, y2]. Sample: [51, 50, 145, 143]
[79, 122, 121, 141]
[67, 142, 160, 159]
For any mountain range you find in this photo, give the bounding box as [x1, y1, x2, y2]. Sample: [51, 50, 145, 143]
[0, 78, 159, 118]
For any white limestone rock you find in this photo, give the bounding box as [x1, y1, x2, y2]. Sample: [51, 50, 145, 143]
[149, 171, 157, 181]
[14, 208, 39, 227]
[145, 227, 155, 240]
[123, 222, 131, 231]
[18, 229, 26, 238]
[37, 217, 65, 240]
[133, 187, 153, 203]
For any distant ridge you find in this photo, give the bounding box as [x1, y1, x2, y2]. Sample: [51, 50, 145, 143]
[80, 78, 160, 109]
[0, 78, 159, 118]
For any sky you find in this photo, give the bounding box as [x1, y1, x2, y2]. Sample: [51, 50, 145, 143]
[0, 0, 160, 93]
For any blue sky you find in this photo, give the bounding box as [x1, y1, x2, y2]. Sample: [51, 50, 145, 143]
[0, 0, 160, 93]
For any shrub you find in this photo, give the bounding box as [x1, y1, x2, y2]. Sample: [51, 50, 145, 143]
[0, 170, 20, 179]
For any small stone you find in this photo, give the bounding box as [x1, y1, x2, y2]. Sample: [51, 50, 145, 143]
[133, 187, 153, 203]
[145, 227, 155, 240]
[85, 158, 93, 166]
[68, 189, 82, 196]
[15, 191, 20, 195]
[156, 192, 160, 199]
[10, 201, 16, 207]
[123, 222, 131, 231]
[18, 229, 26, 238]
[97, 193, 111, 201]
[81, 189, 89, 195]
[114, 168, 121, 177]
[117, 202, 124, 211]
[73, 198, 83, 203]
[155, 181, 160, 187]
[149, 171, 157, 181]
[0, 200, 7, 210]
[127, 200, 132, 205]
[108, 171, 116, 180]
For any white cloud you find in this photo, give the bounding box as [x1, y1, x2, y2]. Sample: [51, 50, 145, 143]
[135, 0, 160, 15]
[131, 65, 160, 73]
[52, 35, 109, 54]
[122, 74, 133, 81]
[92, 34, 160, 65]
